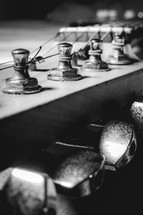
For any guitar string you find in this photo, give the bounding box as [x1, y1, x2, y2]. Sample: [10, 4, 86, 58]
[0, 30, 111, 72]
[24, 30, 101, 82]
[71, 31, 110, 57]
[30, 34, 59, 56]
[30, 31, 90, 80]
[0, 20, 127, 73]
[0, 28, 103, 69]
[41, 32, 75, 58]
[0, 17, 135, 69]
[0, 17, 141, 69]
[40, 30, 87, 59]
[0, 32, 73, 71]
[32, 30, 111, 81]
[0, 34, 58, 67]
[41, 31, 86, 61]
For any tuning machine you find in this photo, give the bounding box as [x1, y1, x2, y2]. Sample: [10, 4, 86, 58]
[130, 98, 143, 144]
[99, 120, 137, 171]
[0, 167, 57, 215]
[81, 39, 110, 72]
[108, 33, 133, 65]
[2, 48, 41, 94]
[50, 150, 105, 198]
[47, 42, 82, 81]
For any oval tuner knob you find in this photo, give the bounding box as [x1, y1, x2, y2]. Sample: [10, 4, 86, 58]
[2, 48, 41, 94]
[81, 39, 110, 72]
[130, 98, 143, 145]
[99, 120, 137, 171]
[108, 33, 132, 65]
[47, 42, 82, 81]
[0, 168, 57, 215]
[50, 150, 105, 198]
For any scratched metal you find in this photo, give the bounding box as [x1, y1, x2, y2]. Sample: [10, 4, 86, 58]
[51, 150, 105, 197]
[99, 120, 137, 170]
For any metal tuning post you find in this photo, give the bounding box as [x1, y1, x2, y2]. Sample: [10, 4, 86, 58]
[47, 42, 82, 81]
[108, 33, 132, 65]
[82, 39, 110, 72]
[2, 48, 41, 94]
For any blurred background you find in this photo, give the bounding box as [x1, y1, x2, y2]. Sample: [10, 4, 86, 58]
[0, 0, 143, 62]
[0, 0, 143, 22]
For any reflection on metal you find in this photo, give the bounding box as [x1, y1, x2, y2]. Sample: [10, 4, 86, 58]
[82, 39, 110, 72]
[50, 150, 105, 197]
[47, 42, 82, 81]
[108, 33, 132, 65]
[2, 48, 41, 94]
[99, 120, 137, 171]
[12, 168, 44, 184]
[130, 98, 143, 139]
[1, 167, 57, 215]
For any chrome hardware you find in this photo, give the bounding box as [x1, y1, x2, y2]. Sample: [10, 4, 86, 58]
[50, 150, 105, 197]
[130, 98, 143, 141]
[108, 33, 132, 65]
[82, 39, 110, 72]
[1, 168, 57, 215]
[47, 42, 82, 81]
[2, 48, 41, 94]
[99, 120, 137, 171]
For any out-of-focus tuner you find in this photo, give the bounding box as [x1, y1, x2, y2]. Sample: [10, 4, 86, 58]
[3, 48, 41, 94]
[108, 33, 132, 65]
[82, 39, 110, 72]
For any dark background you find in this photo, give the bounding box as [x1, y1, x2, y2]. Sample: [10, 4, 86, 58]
[0, 0, 143, 20]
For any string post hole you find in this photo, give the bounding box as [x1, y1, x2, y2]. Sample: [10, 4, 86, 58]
[82, 39, 110, 72]
[47, 42, 82, 81]
[2, 48, 41, 94]
[108, 33, 132, 65]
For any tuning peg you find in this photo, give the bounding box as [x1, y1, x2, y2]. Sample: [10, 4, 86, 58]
[2, 48, 41, 94]
[99, 120, 137, 171]
[47, 42, 82, 81]
[50, 150, 105, 197]
[81, 39, 110, 72]
[0, 168, 57, 215]
[130, 98, 143, 144]
[108, 33, 132, 65]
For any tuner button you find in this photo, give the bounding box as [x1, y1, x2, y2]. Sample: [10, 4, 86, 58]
[50, 150, 105, 197]
[2, 48, 41, 94]
[130, 98, 143, 145]
[2, 168, 57, 215]
[47, 42, 82, 81]
[99, 120, 137, 171]
[82, 39, 110, 72]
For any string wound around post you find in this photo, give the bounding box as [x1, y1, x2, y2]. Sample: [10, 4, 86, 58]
[81, 39, 110, 72]
[47, 42, 82, 81]
[108, 33, 133, 65]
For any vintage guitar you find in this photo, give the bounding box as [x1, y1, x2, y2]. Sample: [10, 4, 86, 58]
[0, 18, 143, 158]
[0, 17, 143, 215]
